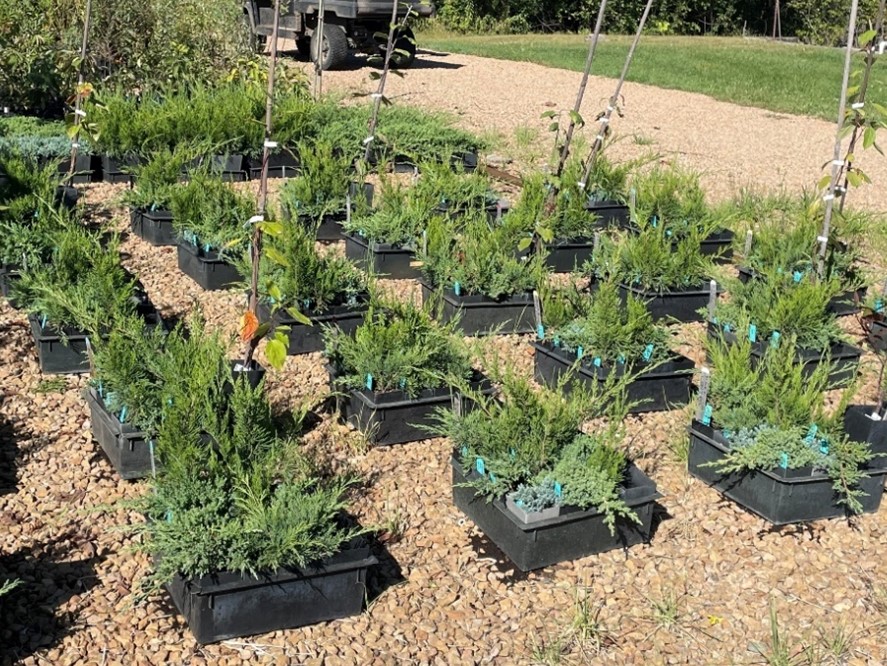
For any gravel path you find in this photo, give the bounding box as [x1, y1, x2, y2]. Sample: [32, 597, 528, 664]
[311, 49, 887, 211]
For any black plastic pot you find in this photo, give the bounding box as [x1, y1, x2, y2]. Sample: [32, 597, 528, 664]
[176, 242, 240, 291]
[101, 154, 139, 184]
[247, 151, 301, 179]
[165, 543, 377, 644]
[736, 266, 865, 317]
[0, 267, 22, 309]
[706, 322, 861, 387]
[611, 281, 716, 323]
[688, 419, 886, 524]
[542, 238, 594, 273]
[343, 233, 419, 279]
[533, 340, 694, 413]
[330, 368, 494, 446]
[259, 297, 369, 355]
[450, 151, 479, 172]
[130, 208, 176, 246]
[55, 185, 79, 210]
[843, 405, 887, 469]
[28, 315, 91, 375]
[586, 199, 630, 227]
[420, 281, 536, 336]
[228, 359, 267, 391]
[48, 153, 93, 184]
[864, 316, 887, 352]
[699, 228, 735, 263]
[452, 457, 660, 571]
[84, 387, 154, 480]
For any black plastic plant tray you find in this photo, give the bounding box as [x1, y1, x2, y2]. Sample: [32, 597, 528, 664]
[420, 281, 536, 336]
[452, 457, 660, 571]
[101, 155, 139, 184]
[343, 233, 419, 279]
[165, 544, 377, 644]
[585, 199, 630, 227]
[130, 208, 176, 246]
[843, 405, 887, 469]
[56, 185, 79, 210]
[176, 242, 240, 291]
[688, 419, 886, 524]
[736, 266, 865, 317]
[226, 359, 267, 393]
[84, 387, 154, 480]
[247, 152, 301, 179]
[616, 281, 715, 323]
[699, 228, 734, 263]
[51, 154, 93, 184]
[706, 322, 861, 387]
[543, 238, 594, 273]
[866, 317, 887, 352]
[28, 315, 91, 375]
[0, 267, 22, 309]
[533, 341, 694, 413]
[330, 369, 494, 446]
[259, 298, 369, 355]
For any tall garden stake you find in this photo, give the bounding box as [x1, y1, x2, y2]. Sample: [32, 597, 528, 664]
[579, 0, 654, 191]
[552, 0, 608, 184]
[242, 0, 285, 369]
[313, 0, 327, 99]
[817, 0, 861, 280]
[67, 0, 93, 182]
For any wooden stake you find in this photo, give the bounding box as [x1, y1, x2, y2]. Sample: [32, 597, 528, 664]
[67, 0, 92, 182]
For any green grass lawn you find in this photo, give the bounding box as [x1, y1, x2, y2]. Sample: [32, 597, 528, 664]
[417, 33, 887, 119]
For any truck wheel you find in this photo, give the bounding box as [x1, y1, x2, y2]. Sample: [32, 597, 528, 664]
[377, 27, 417, 68]
[311, 24, 348, 71]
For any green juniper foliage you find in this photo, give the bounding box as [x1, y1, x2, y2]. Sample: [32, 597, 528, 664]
[703, 335, 871, 512]
[419, 213, 544, 299]
[325, 299, 472, 396]
[249, 217, 367, 313]
[543, 280, 672, 365]
[343, 176, 432, 247]
[631, 165, 710, 231]
[131, 380, 361, 593]
[120, 144, 204, 212]
[710, 271, 845, 352]
[416, 160, 497, 215]
[0, 116, 93, 159]
[278, 141, 355, 222]
[426, 365, 637, 532]
[587, 222, 715, 293]
[170, 174, 254, 255]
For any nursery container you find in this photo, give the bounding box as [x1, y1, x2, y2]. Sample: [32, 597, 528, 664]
[247, 152, 300, 179]
[259, 297, 369, 355]
[130, 208, 176, 246]
[419, 282, 536, 336]
[176, 242, 240, 291]
[329, 368, 494, 446]
[0, 266, 22, 309]
[864, 316, 887, 352]
[343, 233, 419, 279]
[533, 340, 694, 413]
[687, 419, 887, 524]
[843, 405, 887, 469]
[84, 387, 154, 480]
[56, 185, 79, 210]
[542, 238, 595, 273]
[736, 266, 865, 317]
[586, 199, 630, 227]
[289, 182, 375, 242]
[28, 316, 91, 375]
[165, 543, 377, 645]
[450, 151, 479, 172]
[613, 282, 716, 323]
[51, 154, 93, 184]
[101, 155, 139, 184]
[699, 228, 734, 263]
[228, 360, 266, 391]
[706, 322, 861, 387]
[452, 457, 660, 571]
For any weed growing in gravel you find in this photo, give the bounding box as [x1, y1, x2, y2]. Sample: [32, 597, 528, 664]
[33, 377, 67, 394]
[749, 601, 814, 666]
[649, 588, 682, 630]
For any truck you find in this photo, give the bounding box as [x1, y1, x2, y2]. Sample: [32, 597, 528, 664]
[242, 1, 435, 71]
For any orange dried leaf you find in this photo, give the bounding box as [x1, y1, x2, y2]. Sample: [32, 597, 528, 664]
[240, 311, 259, 343]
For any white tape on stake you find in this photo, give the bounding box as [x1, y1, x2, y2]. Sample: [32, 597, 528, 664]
[823, 193, 835, 202]
[831, 160, 845, 166]
[577, 181, 586, 190]
[743, 230, 753, 256]
[74, 109, 86, 117]
[264, 140, 278, 149]
[362, 136, 375, 145]
[370, 93, 383, 99]
[598, 117, 610, 125]
[817, 235, 828, 244]
[71, 142, 80, 149]
[707, 280, 718, 319]
[852, 102, 865, 110]
[247, 215, 264, 225]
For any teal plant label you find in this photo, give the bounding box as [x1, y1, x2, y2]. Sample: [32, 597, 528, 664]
[577, 345, 584, 359]
[820, 440, 830, 455]
[792, 271, 803, 283]
[780, 452, 789, 469]
[804, 424, 818, 444]
[770, 331, 781, 348]
[537, 324, 545, 340]
[593, 357, 602, 367]
[617, 354, 625, 364]
[365, 374, 374, 390]
[702, 404, 713, 426]
[642, 344, 654, 362]
[461, 445, 468, 457]
[453, 281, 461, 296]
[118, 405, 128, 424]
[748, 324, 757, 343]
[554, 482, 562, 499]
[475, 457, 485, 475]
[553, 336, 560, 347]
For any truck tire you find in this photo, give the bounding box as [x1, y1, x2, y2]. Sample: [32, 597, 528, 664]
[311, 23, 348, 71]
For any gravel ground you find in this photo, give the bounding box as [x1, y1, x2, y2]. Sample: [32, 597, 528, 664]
[4, 55, 887, 665]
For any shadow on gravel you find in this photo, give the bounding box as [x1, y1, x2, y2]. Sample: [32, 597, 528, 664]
[0, 529, 104, 665]
[0, 410, 19, 495]
[280, 50, 464, 72]
[365, 535, 406, 608]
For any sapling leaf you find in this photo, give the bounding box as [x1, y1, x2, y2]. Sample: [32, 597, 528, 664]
[518, 237, 533, 252]
[265, 336, 287, 370]
[860, 29, 878, 46]
[864, 125, 877, 149]
[548, 122, 560, 133]
[817, 175, 833, 190]
[541, 110, 558, 119]
[285, 307, 312, 326]
[257, 221, 284, 236]
[265, 247, 289, 267]
[568, 110, 584, 127]
[240, 311, 260, 342]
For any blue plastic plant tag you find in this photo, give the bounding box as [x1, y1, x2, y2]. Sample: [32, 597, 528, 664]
[537, 324, 545, 340]
[365, 374, 374, 390]
[748, 324, 757, 343]
[651, 215, 658, 228]
[576, 346, 584, 359]
[780, 452, 789, 469]
[454, 281, 461, 296]
[701, 404, 713, 426]
[97, 380, 103, 397]
[515, 499, 524, 508]
[509, 447, 516, 459]
[489, 472, 497, 482]
[642, 344, 654, 362]
[554, 482, 563, 499]
[165, 509, 174, 523]
[461, 445, 468, 457]
[793, 271, 803, 283]
[770, 331, 781, 348]
[876, 299, 884, 313]
[40, 314, 48, 329]
[617, 354, 625, 364]
[475, 457, 485, 475]
[804, 424, 818, 444]
[399, 378, 406, 390]
[118, 405, 127, 424]
[553, 336, 560, 348]
[665, 229, 673, 237]
[820, 441, 830, 455]
[592, 357, 601, 368]
[723, 323, 731, 333]
[722, 428, 731, 439]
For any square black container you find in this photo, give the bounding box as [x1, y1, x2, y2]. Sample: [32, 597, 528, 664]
[101, 154, 139, 184]
[247, 152, 301, 179]
[331, 369, 494, 446]
[130, 208, 176, 246]
[165, 544, 377, 644]
[844, 405, 887, 469]
[542, 238, 594, 273]
[420, 281, 536, 336]
[533, 340, 694, 413]
[176, 242, 240, 291]
[56, 185, 79, 210]
[51, 154, 93, 184]
[259, 298, 369, 355]
[706, 322, 861, 387]
[699, 228, 734, 263]
[84, 387, 155, 480]
[0, 267, 22, 309]
[688, 420, 886, 524]
[615, 281, 715, 323]
[736, 266, 865, 317]
[585, 199, 630, 227]
[343, 233, 419, 279]
[28, 315, 91, 375]
[452, 457, 660, 571]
